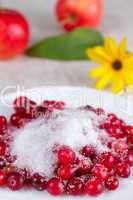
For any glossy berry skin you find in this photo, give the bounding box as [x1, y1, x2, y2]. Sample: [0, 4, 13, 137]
[80, 145, 96, 157]
[76, 158, 91, 175]
[10, 113, 24, 128]
[56, 0, 103, 31]
[116, 163, 130, 178]
[0, 116, 7, 127]
[43, 100, 65, 111]
[57, 145, 76, 165]
[47, 177, 64, 196]
[0, 171, 6, 186]
[66, 177, 83, 195]
[105, 176, 119, 190]
[124, 151, 133, 166]
[84, 178, 104, 196]
[91, 164, 108, 181]
[0, 142, 7, 156]
[113, 140, 128, 154]
[7, 172, 24, 191]
[31, 173, 47, 191]
[100, 152, 115, 169]
[0, 9, 29, 59]
[57, 165, 75, 180]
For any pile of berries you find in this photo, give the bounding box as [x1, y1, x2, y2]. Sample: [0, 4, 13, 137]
[0, 96, 133, 197]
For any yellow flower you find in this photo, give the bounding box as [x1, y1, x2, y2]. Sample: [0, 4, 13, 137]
[87, 37, 133, 93]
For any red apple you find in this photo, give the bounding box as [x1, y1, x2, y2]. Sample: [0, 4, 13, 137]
[0, 9, 30, 59]
[56, 0, 103, 31]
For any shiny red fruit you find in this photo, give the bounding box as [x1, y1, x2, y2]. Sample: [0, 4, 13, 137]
[100, 152, 115, 169]
[56, 0, 103, 31]
[0, 142, 7, 156]
[57, 145, 76, 165]
[66, 177, 83, 195]
[57, 165, 75, 180]
[31, 173, 47, 191]
[0, 171, 6, 186]
[84, 178, 104, 196]
[105, 176, 119, 190]
[0, 9, 29, 59]
[47, 177, 64, 196]
[116, 163, 130, 178]
[7, 172, 24, 191]
[10, 113, 24, 128]
[91, 164, 108, 180]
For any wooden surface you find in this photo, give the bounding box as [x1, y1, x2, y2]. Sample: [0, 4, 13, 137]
[0, 0, 133, 93]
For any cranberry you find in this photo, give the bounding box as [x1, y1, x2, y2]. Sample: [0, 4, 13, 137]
[84, 178, 104, 196]
[80, 145, 96, 157]
[18, 168, 31, 183]
[106, 126, 125, 139]
[31, 173, 47, 191]
[0, 142, 7, 156]
[0, 116, 7, 127]
[0, 171, 6, 186]
[124, 151, 133, 166]
[105, 176, 119, 190]
[76, 158, 91, 175]
[7, 172, 24, 191]
[0, 125, 7, 135]
[91, 164, 108, 181]
[100, 152, 115, 169]
[108, 113, 117, 121]
[10, 113, 24, 128]
[47, 177, 64, 196]
[57, 165, 75, 180]
[113, 140, 128, 154]
[57, 145, 76, 165]
[66, 177, 83, 195]
[116, 163, 130, 178]
[0, 158, 6, 169]
[43, 100, 65, 111]
[123, 125, 133, 135]
[54, 101, 65, 110]
[127, 132, 133, 146]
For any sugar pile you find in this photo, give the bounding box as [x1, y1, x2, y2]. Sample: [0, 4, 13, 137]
[10, 108, 109, 178]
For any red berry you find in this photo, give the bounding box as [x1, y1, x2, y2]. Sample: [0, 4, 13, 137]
[0, 171, 6, 186]
[76, 158, 91, 175]
[124, 151, 133, 166]
[0, 142, 7, 156]
[123, 125, 133, 135]
[106, 126, 125, 139]
[31, 173, 47, 191]
[80, 145, 96, 157]
[116, 163, 130, 178]
[57, 145, 76, 165]
[105, 176, 119, 190]
[0, 125, 7, 135]
[91, 164, 108, 180]
[0, 116, 7, 127]
[10, 113, 24, 128]
[47, 177, 64, 196]
[57, 165, 75, 180]
[7, 172, 24, 191]
[0, 158, 6, 169]
[0, 9, 29, 59]
[84, 178, 104, 196]
[100, 152, 115, 169]
[66, 177, 83, 195]
[54, 101, 65, 110]
[18, 168, 31, 182]
[108, 113, 117, 121]
[113, 140, 128, 154]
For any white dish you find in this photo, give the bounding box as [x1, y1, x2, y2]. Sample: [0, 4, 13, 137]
[0, 86, 132, 200]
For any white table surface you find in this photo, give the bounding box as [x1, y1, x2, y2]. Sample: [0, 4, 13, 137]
[0, 0, 133, 94]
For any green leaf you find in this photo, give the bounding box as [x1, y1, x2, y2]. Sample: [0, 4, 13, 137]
[27, 28, 104, 60]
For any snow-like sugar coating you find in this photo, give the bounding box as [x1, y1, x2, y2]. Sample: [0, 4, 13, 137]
[10, 109, 109, 178]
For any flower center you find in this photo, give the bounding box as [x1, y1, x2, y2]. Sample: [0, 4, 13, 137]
[112, 60, 122, 71]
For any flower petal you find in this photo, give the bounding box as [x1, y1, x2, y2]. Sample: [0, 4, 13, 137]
[124, 56, 133, 69]
[118, 37, 127, 59]
[95, 73, 112, 90]
[86, 46, 111, 64]
[89, 66, 108, 78]
[111, 76, 124, 93]
[104, 37, 118, 58]
[124, 69, 133, 85]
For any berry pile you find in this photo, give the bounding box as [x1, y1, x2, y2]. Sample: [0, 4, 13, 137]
[0, 96, 133, 197]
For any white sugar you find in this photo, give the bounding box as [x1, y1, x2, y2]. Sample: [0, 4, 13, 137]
[10, 109, 109, 178]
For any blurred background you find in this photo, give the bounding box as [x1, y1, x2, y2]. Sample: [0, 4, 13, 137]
[0, 0, 133, 93]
